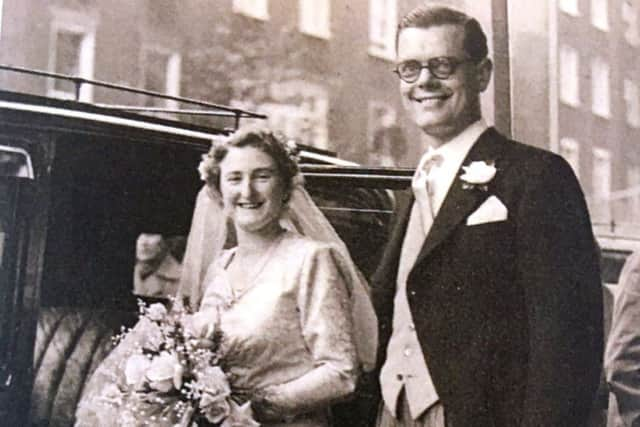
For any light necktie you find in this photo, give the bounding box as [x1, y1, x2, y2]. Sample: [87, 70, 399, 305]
[412, 149, 444, 235]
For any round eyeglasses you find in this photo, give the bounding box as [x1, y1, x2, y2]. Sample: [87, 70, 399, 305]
[393, 57, 473, 83]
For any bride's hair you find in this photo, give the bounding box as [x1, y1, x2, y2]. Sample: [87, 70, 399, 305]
[198, 126, 300, 203]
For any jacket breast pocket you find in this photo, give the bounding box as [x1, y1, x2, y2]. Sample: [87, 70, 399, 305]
[456, 220, 514, 259]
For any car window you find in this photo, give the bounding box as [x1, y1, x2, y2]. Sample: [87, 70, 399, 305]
[306, 181, 403, 280]
[0, 146, 33, 179]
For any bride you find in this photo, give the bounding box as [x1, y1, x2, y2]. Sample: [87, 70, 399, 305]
[75, 127, 377, 426]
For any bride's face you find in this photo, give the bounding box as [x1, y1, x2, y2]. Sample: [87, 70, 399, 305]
[218, 146, 286, 233]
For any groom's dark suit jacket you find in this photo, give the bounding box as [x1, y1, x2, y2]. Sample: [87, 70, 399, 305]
[372, 128, 603, 427]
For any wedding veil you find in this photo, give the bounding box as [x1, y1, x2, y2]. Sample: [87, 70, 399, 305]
[178, 179, 378, 372]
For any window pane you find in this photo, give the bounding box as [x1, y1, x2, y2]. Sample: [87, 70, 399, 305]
[143, 51, 170, 107]
[591, 0, 609, 30]
[622, 1, 640, 45]
[53, 31, 83, 94]
[368, 102, 405, 166]
[592, 148, 612, 223]
[0, 0, 4, 39]
[299, 0, 330, 38]
[257, 81, 329, 149]
[624, 79, 640, 126]
[560, 45, 580, 106]
[627, 165, 640, 223]
[591, 57, 610, 117]
[369, 0, 396, 59]
[306, 182, 396, 280]
[559, 0, 580, 15]
[560, 137, 580, 178]
[233, 0, 269, 20]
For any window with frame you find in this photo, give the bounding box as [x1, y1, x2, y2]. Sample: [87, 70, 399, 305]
[591, 56, 610, 118]
[368, 101, 401, 166]
[299, 0, 330, 39]
[592, 147, 612, 223]
[622, 0, 640, 46]
[559, 137, 580, 178]
[369, 0, 397, 60]
[559, 0, 580, 15]
[257, 80, 329, 149]
[591, 0, 609, 30]
[233, 0, 269, 20]
[141, 47, 181, 109]
[559, 45, 580, 106]
[0, 0, 4, 39]
[624, 79, 640, 127]
[48, 9, 96, 101]
[627, 165, 640, 223]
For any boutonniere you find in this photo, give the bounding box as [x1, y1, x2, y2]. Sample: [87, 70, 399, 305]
[460, 160, 496, 191]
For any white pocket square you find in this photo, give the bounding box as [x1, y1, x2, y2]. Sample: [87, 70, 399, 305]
[466, 195, 508, 226]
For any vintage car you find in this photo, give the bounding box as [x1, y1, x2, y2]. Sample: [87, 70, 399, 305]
[0, 67, 411, 426]
[1, 67, 626, 427]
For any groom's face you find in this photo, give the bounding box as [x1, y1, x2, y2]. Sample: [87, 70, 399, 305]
[397, 24, 490, 143]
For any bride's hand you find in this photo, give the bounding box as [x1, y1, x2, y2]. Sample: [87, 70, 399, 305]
[250, 388, 286, 423]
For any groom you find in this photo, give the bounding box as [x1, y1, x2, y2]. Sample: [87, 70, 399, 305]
[372, 4, 603, 427]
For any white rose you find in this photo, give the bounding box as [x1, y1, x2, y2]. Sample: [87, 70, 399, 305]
[183, 310, 217, 340]
[146, 303, 168, 322]
[124, 354, 151, 387]
[146, 352, 184, 392]
[196, 366, 232, 424]
[460, 161, 496, 184]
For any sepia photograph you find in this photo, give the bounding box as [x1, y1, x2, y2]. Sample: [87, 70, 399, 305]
[0, 0, 638, 426]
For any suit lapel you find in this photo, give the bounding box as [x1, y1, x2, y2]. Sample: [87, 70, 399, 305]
[413, 128, 506, 267]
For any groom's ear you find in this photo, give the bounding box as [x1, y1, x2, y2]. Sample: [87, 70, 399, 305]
[475, 58, 493, 93]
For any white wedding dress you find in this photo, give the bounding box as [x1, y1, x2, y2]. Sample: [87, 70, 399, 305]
[198, 231, 358, 427]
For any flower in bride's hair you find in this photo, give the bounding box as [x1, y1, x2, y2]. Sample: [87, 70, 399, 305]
[146, 352, 184, 392]
[283, 138, 301, 164]
[285, 138, 298, 155]
[124, 354, 151, 388]
[221, 401, 260, 427]
[198, 154, 216, 182]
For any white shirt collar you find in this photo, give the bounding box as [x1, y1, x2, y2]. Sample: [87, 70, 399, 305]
[429, 119, 488, 164]
[417, 119, 489, 215]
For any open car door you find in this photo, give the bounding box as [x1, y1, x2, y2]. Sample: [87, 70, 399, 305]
[0, 143, 40, 426]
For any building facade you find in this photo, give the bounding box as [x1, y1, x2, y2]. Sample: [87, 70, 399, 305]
[5, 0, 634, 227]
[509, 0, 640, 233]
[0, 0, 504, 168]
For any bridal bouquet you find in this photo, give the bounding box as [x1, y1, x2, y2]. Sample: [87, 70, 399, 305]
[113, 301, 259, 427]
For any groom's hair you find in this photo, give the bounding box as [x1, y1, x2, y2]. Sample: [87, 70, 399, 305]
[395, 4, 488, 64]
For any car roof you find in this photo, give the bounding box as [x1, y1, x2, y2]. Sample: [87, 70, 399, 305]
[0, 88, 358, 168]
